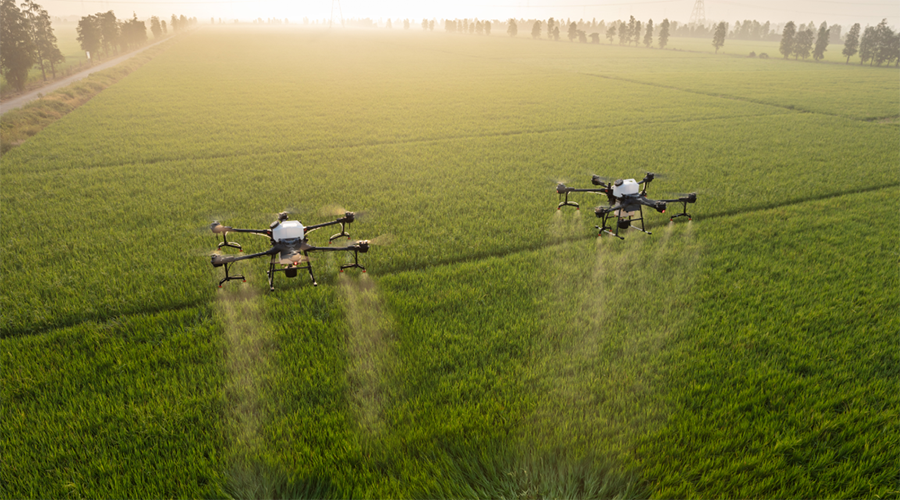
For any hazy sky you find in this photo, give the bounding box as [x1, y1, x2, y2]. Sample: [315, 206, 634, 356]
[45, 0, 898, 28]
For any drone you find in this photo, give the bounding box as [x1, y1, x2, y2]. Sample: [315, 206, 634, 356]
[556, 172, 697, 239]
[209, 210, 370, 291]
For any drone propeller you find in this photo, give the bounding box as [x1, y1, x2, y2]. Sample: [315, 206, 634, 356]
[210, 221, 233, 234]
[591, 174, 613, 187]
[360, 233, 393, 247]
[319, 204, 371, 220]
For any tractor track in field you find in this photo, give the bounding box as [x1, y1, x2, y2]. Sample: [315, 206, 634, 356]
[580, 72, 900, 122]
[0, 298, 207, 340]
[4, 183, 896, 339]
[5, 111, 790, 175]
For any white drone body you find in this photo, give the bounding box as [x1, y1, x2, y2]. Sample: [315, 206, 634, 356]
[613, 178, 640, 198]
[272, 220, 305, 242]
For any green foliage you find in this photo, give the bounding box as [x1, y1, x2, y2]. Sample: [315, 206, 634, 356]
[779, 21, 796, 59]
[1, 29, 897, 498]
[0, 0, 36, 91]
[813, 22, 829, 61]
[657, 19, 669, 49]
[713, 21, 727, 53]
[793, 27, 814, 60]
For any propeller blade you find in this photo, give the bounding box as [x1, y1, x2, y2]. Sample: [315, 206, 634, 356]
[210, 221, 232, 234]
[364, 234, 393, 246]
[591, 174, 611, 186]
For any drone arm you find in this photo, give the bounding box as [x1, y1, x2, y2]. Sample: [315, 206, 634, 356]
[211, 248, 278, 267]
[568, 187, 608, 194]
[636, 196, 667, 213]
[306, 241, 369, 272]
[226, 228, 270, 235]
[304, 219, 342, 232]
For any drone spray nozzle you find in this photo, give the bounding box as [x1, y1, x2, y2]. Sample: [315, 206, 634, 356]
[343, 211, 355, 223]
[591, 175, 606, 187]
[354, 240, 370, 253]
[681, 193, 697, 203]
[210, 221, 232, 234]
[556, 183, 570, 194]
[655, 201, 667, 213]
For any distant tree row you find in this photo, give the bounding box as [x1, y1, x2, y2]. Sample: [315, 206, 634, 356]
[444, 19, 491, 35]
[76, 12, 192, 66]
[780, 19, 899, 65]
[0, 0, 64, 91]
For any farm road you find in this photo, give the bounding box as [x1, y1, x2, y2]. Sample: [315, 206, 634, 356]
[0, 37, 171, 117]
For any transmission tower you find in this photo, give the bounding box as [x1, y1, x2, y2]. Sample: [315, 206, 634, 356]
[330, 0, 343, 28]
[689, 0, 706, 26]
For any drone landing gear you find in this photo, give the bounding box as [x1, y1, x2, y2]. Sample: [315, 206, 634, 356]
[669, 201, 693, 222]
[216, 234, 242, 252]
[557, 191, 579, 210]
[596, 206, 651, 239]
[267, 252, 317, 291]
[339, 248, 366, 273]
[329, 222, 351, 243]
[218, 262, 246, 288]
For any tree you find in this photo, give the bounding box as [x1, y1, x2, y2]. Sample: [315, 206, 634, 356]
[873, 19, 896, 66]
[658, 18, 670, 49]
[779, 21, 796, 58]
[98, 10, 118, 57]
[507, 18, 517, 37]
[567, 21, 576, 41]
[605, 22, 616, 43]
[403, 18, 409, 29]
[27, 5, 64, 79]
[170, 14, 178, 32]
[842, 23, 860, 63]
[120, 12, 146, 50]
[626, 15, 635, 44]
[161, 20, 167, 33]
[813, 22, 829, 61]
[643, 19, 653, 47]
[0, 0, 35, 91]
[712, 21, 726, 53]
[577, 30, 586, 43]
[552, 25, 559, 40]
[633, 20, 641, 46]
[76, 13, 101, 63]
[421, 18, 427, 30]
[21, 1, 62, 82]
[792, 28, 813, 59]
[150, 16, 161, 38]
[429, 20, 434, 31]
[859, 26, 876, 64]
[589, 32, 599, 43]
[484, 21, 491, 35]
[547, 17, 555, 39]
[531, 20, 541, 39]
[385, 18, 391, 28]
[617, 21, 628, 45]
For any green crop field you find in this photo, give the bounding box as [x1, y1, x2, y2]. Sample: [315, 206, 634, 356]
[2, 25, 897, 498]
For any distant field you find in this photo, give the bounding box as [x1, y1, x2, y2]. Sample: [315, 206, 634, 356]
[1, 26, 897, 498]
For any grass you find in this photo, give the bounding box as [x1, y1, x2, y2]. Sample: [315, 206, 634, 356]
[1, 26, 897, 497]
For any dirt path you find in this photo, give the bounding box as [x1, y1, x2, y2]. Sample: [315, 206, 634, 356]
[0, 37, 172, 117]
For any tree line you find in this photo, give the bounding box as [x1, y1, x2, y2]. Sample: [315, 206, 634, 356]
[779, 19, 899, 65]
[0, 0, 64, 91]
[77, 13, 194, 62]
